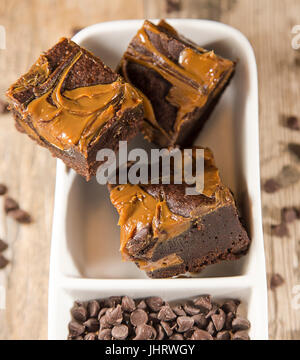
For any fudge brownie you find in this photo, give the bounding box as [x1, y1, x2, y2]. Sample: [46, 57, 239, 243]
[119, 20, 235, 147]
[6, 38, 144, 180]
[109, 147, 250, 278]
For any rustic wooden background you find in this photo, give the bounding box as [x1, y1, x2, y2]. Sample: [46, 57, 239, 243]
[0, 0, 299, 340]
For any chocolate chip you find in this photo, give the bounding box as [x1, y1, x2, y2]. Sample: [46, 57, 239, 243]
[98, 328, 112, 340]
[146, 296, 164, 312]
[122, 296, 136, 312]
[193, 295, 212, 313]
[71, 305, 88, 323]
[0, 254, 9, 269]
[0, 100, 9, 114]
[69, 321, 85, 337]
[112, 324, 128, 340]
[149, 312, 159, 324]
[222, 300, 240, 315]
[88, 300, 100, 318]
[130, 309, 148, 327]
[106, 305, 123, 326]
[136, 299, 147, 310]
[157, 305, 176, 321]
[0, 239, 8, 252]
[104, 296, 122, 308]
[83, 318, 99, 332]
[263, 178, 281, 193]
[211, 309, 226, 331]
[271, 223, 289, 237]
[134, 324, 155, 340]
[8, 209, 32, 224]
[286, 117, 300, 130]
[270, 273, 285, 290]
[4, 197, 19, 213]
[183, 303, 200, 316]
[206, 321, 216, 336]
[232, 330, 250, 340]
[84, 333, 97, 340]
[225, 312, 235, 330]
[166, 0, 182, 13]
[0, 184, 7, 195]
[216, 330, 231, 340]
[98, 307, 108, 320]
[205, 304, 218, 319]
[99, 314, 112, 329]
[192, 313, 208, 329]
[172, 304, 186, 316]
[190, 329, 213, 340]
[281, 207, 298, 223]
[232, 317, 251, 332]
[161, 321, 173, 337]
[177, 316, 194, 332]
[288, 143, 300, 160]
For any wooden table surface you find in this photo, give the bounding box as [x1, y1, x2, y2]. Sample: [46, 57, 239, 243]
[0, 0, 299, 340]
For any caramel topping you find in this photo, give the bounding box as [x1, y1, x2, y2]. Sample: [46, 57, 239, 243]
[121, 20, 234, 136]
[110, 184, 191, 259]
[20, 50, 142, 155]
[137, 253, 183, 272]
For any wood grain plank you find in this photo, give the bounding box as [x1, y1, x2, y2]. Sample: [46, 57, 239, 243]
[0, 0, 144, 340]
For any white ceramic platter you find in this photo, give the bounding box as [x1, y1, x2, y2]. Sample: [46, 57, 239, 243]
[48, 19, 268, 340]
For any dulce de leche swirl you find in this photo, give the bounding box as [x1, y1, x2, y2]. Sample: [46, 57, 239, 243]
[19, 48, 142, 156]
[120, 20, 234, 142]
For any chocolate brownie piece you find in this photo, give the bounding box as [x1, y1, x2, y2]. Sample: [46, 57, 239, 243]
[109, 147, 250, 278]
[119, 20, 235, 147]
[6, 38, 144, 180]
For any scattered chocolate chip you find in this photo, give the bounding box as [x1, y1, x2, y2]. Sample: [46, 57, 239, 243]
[88, 300, 100, 318]
[192, 313, 208, 329]
[286, 116, 300, 130]
[232, 317, 251, 332]
[161, 321, 173, 337]
[0, 239, 8, 252]
[270, 273, 285, 290]
[8, 209, 32, 224]
[4, 197, 19, 213]
[172, 304, 186, 316]
[155, 324, 165, 340]
[134, 324, 155, 340]
[232, 330, 250, 340]
[191, 329, 213, 340]
[83, 318, 99, 332]
[105, 296, 122, 308]
[281, 207, 298, 223]
[136, 299, 147, 310]
[122, 296, 136, 312]
[206, 320, 216, 336]
[166, 0, 182, 13]
[0, 184, 7, 195]
[71, 305, 88, 323]
[193, 295, 212, 313]
[69, 321, 85, 337]
[98, 328, 112, 340]
[216, 330, 231, 340]
[288, 143, 300, 160]
[106, 305, 123, 326]
[0, 100, 9, 114]
[263, 178, 281, 193]
[84, 333, 96, 340]
[112, 324, 128, 340]
[130, 309, 148, 327]
[98, 307, 108, 320]
[157, 305, 176, 321]
[225, 312, 235, 330]
[170, 333, 184, 340]
[99, 314, 112, 329]
[211, 309, 226, 331]
[277, 165, 300, 188]
[271, 223, 289, 237]
[146, 297, 164, 312]
[177, 316, 194, 332]
[0, 254, 9, 269]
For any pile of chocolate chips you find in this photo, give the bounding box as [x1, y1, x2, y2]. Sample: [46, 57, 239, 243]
[68, 295, 250, 340]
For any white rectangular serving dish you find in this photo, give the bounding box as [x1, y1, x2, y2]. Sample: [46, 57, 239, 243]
[48, 19, 268, 340]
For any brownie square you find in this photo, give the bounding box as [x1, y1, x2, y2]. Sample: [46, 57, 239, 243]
[119, 20, 235, 147]
[109, 147, 250, 278]
[6, 38, 144, 180]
